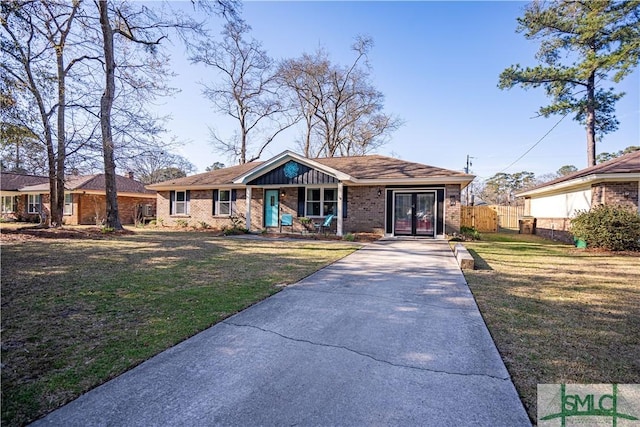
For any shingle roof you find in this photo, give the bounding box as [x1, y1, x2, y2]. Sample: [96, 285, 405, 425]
[146, 162, 264, 189]
[519, 150, 640, 195]
[0, 172, 49, 191]
[18, 174, 154, 194]
[314, 155, 469, 180]
[147, 154, 471, 189]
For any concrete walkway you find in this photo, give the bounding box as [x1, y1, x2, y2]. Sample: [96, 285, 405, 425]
[33, 239, 531, 427]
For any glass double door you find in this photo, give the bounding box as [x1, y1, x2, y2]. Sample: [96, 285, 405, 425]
[394, 192, 435, 236]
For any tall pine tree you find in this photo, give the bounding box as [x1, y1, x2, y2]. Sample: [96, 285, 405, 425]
[499, 1, 640, 166]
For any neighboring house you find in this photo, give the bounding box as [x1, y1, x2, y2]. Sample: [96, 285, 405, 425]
[147, 151, 474, 237]
[516, 150, 640, 242]
[0, 172, 156, 225]
[0, 173, 49, 221]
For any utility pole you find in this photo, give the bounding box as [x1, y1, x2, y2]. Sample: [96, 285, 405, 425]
[464, 155, 474, 206]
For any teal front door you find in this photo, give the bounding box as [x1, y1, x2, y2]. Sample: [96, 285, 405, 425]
[264, 189, 279, 227]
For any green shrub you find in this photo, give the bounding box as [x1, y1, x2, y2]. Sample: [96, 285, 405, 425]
[175, 219, 189, 228]
[343, 233, 355, 242]
[460, 225, 481, 241]
[570, 205, 640, 251]
[222, 215, 248, 236]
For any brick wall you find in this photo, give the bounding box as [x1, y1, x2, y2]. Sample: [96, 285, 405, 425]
[591, 182, 639, 211]
[344, 186, 385, 233]
[533, 217, 573, 244]
[155, 184, 464, 236]
[15, 194, 45, 222]
[73, 194, 156, 225]
[79, 194, 103, 225]
[445, 184, 461, 234]
[156, 189, 264, 230]
[118, 196, 157, 225]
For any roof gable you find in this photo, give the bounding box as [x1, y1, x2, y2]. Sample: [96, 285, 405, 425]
[247, 161, 338, 186]
[232, 151, 351, 184]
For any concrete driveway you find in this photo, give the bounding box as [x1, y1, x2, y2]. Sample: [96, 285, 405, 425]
[33, 239, 531, 426]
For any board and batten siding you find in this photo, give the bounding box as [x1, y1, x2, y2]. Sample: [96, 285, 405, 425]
[529, 188, 591, 218]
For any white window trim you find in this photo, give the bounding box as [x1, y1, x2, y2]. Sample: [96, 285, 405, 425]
[214, 189, 232, 216]
[28, 194, 41, 214]
[172, 190, 188, 215]
[305, 186, 338, 217]
[1, 196, 16, 213]
[63, 193, 73, 215]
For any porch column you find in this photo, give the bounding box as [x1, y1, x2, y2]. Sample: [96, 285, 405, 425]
[337, 182, 343, 236]
[245, 186, 252, 231]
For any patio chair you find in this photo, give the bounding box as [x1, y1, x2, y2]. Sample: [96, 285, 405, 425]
[315, 214, 335, 234]
[280, 213, 293, 233]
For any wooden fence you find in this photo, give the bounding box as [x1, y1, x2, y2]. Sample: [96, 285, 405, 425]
[490, 205, 525, 229]
[461, 205, 525, 232]
[461, 206, 498, 232]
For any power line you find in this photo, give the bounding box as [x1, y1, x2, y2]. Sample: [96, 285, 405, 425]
[496, 112, 571, 174]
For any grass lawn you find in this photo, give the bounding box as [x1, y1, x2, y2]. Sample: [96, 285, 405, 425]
[0, 226, 359, 426]
[462, 231, 640, 423]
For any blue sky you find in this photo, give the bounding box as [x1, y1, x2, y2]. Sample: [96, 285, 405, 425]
[159, 1, 639, 181]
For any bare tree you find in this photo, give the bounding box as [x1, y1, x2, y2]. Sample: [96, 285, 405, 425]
[279, 37, 402, 158]
[93, 0, 235, 228]
[3, 0, 237, 228]
[192, 19, 297, 164]
[278, 51, 330, 157]
[1, 0, 96, 226]
[96, 0, 123, 228]
[0, 74, 47, 174]
[123, 149, 196, 184]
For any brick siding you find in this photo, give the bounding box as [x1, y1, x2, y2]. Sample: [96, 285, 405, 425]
[532, 217, 573, 244]
[157, 189, 263, 231]
[155, 184, 463, 236]
[343, 186, 385, 234]
[591, 182, 639, 210]
[445, 184, 461, 234]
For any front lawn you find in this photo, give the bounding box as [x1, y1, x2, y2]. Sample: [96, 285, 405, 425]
[0, 228, 358, 426]
[462, 232, 640, 423]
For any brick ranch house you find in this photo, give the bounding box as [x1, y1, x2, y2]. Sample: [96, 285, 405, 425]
[0, 172, 156, 225]
[515, 150, 640, 242]
[147, 151, 475, 237]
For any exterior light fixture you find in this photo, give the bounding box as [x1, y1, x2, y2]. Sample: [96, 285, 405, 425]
[450, 195, 456, 206]
[377, 188, 382, 197]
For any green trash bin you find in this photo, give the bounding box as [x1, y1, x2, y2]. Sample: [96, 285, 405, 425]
[575, 238, 587, 249]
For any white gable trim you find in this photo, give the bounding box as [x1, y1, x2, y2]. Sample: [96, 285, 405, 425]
[232, 150, 353, 184]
